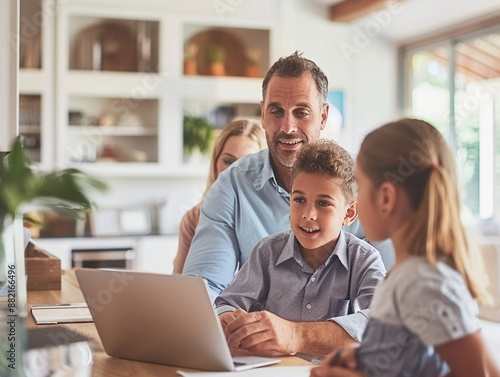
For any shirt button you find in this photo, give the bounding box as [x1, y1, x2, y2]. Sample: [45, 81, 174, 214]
[311, 277, 316, 282]
[306, 304, 312, 310]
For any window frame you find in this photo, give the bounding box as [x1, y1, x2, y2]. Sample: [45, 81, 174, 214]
[399, 16, 500, 220]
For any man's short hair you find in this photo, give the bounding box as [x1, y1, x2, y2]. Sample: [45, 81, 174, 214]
[262, 51, 328, 106]
[291, 139, 357, 203]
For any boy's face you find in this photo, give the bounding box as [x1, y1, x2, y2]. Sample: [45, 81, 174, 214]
[290, 172, 356, 255]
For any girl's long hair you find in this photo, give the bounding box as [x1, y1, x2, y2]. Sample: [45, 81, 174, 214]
[358, 118, 490, 306]
[203, 118, 265, 200]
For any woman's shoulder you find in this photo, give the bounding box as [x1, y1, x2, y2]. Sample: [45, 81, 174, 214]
[180, 204, 201, 230]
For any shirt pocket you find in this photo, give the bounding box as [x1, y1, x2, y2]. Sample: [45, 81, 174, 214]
[329, 298, 350, 318]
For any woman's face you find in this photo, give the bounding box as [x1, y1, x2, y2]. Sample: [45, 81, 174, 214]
[215, 135, 260, 177]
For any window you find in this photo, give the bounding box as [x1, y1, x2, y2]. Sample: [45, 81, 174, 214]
[401, 21, 500, 222]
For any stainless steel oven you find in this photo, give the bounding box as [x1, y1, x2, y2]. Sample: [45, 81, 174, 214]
[71, 247, 135, 269]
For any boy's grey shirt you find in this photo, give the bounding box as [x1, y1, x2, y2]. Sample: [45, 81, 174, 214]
[215, 229, 386, 340]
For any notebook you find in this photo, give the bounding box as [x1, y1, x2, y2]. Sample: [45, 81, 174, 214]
[75, 268, 280, 371]
[30, 302, 93, 325]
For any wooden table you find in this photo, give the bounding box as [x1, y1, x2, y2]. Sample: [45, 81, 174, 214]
[27, 269, 312, 376]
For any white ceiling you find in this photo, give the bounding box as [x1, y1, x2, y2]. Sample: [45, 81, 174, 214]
[310, 0, 500, 43]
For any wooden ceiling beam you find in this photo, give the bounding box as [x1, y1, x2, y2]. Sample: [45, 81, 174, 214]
[329, 0, 403, 22]
[425, 51, 484, 81]
[456, 44, 500, 74]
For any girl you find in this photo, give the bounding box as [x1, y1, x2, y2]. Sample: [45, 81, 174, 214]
[310, 118, 500, 377]
[173, 119, 265, 273]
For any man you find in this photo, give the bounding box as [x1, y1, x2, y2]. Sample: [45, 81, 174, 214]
[183, 52, 392, 357]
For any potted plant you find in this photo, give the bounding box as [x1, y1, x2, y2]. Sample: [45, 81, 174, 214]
[183, 116, 215, 160]
[205, 44, 226, 76]
[0, 138, 106, 374]
[0, 137, 106, 289]
[183, 42, 199, 75]
[245, 48, 262, 78]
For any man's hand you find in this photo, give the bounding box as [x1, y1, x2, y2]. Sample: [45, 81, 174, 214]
[219, 309, 357, 357]
[219, 311, 238, 331]
[218, 311, 256, 356]
[223, 309, 299, 357]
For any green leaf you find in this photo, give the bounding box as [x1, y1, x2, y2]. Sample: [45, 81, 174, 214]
[183, 116, 215, 154]
[0, 138, 107, 219]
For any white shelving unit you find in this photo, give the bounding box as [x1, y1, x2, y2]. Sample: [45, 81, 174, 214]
[19, 0, 282, 273]
[18, 0, 55, 169]
[51, 1, 277, 177]
[55, 5, 165, 174]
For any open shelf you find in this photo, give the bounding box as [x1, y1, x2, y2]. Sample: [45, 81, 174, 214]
[30, 1, 276, 176]
[67, 126, 157, 136]
[182, 24, 270, 79]
[19, 94, 42, 162]
[68, 16, 159, 73]
[19, 0, 42, 70]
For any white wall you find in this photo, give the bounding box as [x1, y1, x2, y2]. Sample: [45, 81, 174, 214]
[95, 176, 206, 234]
[277, 0, 399, 153]
[0, 0, 19, 152]
[349, 37, 398, 152]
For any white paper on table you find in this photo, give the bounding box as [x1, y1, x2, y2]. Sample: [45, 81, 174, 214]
[176, 365, 313, 377]
[30, 303, 93, 324]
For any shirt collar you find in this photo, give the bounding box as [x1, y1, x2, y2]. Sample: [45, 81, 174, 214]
[276, 230, 350, 270]
[253, 150, 281, 192]
[329, 230, 349, 269]
[276, 230, 297, 265]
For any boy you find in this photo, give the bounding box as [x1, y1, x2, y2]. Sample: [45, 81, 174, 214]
[215, 140, 386, 357]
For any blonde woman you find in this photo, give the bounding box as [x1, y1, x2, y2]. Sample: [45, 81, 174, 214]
[173, 119, 265, 273]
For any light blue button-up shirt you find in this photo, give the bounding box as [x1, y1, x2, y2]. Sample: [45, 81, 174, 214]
[183, 149, 293, 296]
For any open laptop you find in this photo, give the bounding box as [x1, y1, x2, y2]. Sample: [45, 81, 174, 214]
[75, 268, 280, 371]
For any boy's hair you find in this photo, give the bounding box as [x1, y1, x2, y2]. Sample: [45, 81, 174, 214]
[262, 51, 328, 107]
[358, 118, 490, 306]
[291, 139, 356, 203]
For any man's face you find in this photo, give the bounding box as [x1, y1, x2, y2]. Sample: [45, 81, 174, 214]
[260, 74, 329, 168]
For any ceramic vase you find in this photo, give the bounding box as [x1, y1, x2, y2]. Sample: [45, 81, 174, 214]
[209, 62, 226, 76]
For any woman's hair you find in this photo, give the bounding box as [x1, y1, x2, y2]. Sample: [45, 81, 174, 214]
[291, 139, 357, 203]
[203, 118, 265, 199]
[262, 51, 328, 107]
[357, 118, 490, 305]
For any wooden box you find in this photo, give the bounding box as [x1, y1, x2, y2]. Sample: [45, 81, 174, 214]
[25, 242, 61, 291]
